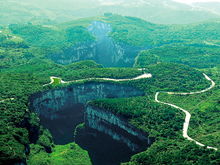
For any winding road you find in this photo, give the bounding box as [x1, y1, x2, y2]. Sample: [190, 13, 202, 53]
[204, 41, 220, 47]
[43, 73, 152, 86]
[44, 72, 218, 150]
[0, 98, 14, 103]
[155, 73, 218, 151]
[2, 72, 218, 151]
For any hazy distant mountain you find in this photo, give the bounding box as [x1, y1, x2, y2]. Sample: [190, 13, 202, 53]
[1, 0, 220, 24]
[94, 0, 220, 24]
[193, 1, 220, 15]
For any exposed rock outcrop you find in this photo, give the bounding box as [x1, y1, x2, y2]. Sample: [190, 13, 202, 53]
[49, 21, 143, 67]
[30, 82, 145, 144]
[85, 105, 152, 152]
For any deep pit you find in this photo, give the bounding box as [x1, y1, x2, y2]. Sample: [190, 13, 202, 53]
[30, 82, 152, 165]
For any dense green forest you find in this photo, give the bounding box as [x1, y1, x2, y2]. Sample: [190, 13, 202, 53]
[1, 14, 219, 68]
[0, 13, 220, 165]
[135, 43, 220, 68]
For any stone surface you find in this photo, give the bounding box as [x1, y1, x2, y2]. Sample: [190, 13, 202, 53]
[49, 21, 143, 67]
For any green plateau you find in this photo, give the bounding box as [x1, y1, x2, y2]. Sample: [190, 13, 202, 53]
[0, 13, 219, 165]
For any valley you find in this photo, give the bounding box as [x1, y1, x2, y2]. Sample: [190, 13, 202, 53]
[0, 13, 220, 165]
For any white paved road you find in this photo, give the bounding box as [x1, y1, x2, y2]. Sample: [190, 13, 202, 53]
[43, 73, 152, 86]
[155, 73, 217, 151]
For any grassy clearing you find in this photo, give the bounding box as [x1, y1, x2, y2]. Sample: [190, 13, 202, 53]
[52, 78, 62, 85]
[28, 143, 92, 165]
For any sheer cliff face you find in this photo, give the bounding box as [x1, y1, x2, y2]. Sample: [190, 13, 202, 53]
[87, 21, 142, 67]
[31, 82, 144, 119]
[51, 41, 97, 65]
[30, 82, 151, 164]
[50, 21, 142, 67]
[30, 82, 145, 144]
[85, 105, 152, 152]
[76, 105, 152, 165]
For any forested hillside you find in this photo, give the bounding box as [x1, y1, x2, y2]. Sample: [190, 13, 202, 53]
[1, 14, 219, 68]
[0, 13, 220, 165]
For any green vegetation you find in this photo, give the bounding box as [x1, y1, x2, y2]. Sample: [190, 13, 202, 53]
[28, 143, 92, 165]
[135, 43, 220, 68]
[159, 67, 220, 149]
[52, 78, 62, 85]
[0, 30, 32, 68]
[4, 14, 220, 68]
[0, 99, 31, 164]
[88, 67, 220, 165]
[0, 57, 144, 164]
[66, 60, 102, 70]
[66, 26, 95, 44]
[1, 14, 220, 165]
[123, 139, 220, 165]
[102, 14, 167, 46]
[89, 96, 184, 138]
[128, 63, 210, 93]
[1, 58, 211, 164]
[9, 23, 95, 48]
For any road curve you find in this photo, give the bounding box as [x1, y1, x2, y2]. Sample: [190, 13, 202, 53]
[43, 73, 152, 86]
[155, 73, 218, 151]
[32, 72, 219, 151]
[0, 98, 14, 103]
[1, 70, 217, 160]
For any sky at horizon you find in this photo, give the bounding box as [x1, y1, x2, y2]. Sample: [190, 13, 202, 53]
[173, 0, 220, 4]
